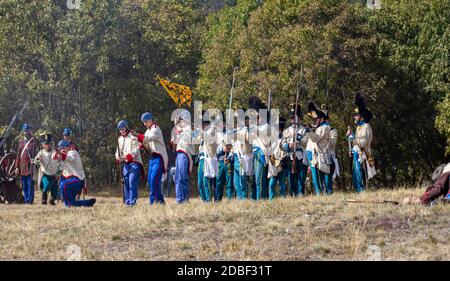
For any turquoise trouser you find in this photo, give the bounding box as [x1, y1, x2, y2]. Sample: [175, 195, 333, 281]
[323, 163, 335, 194]
[216, 159, 234, 201]
[253, 149, 268, 200]
[233, 154, 245, 199]
[268, 168, 288, 200]
[287, 158, 308, 196]
[233, 154, 256, 200]
[198, 158, 212, 202]
[306, 151, 327, 195]
[41, 174, 58, 200]
[352, 151, 365, 193]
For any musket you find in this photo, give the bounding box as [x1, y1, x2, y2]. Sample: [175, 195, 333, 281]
[228, 67, 238, 120]
[116, 138, 125, 203]
[304, 199, 400, 205]
[291, 66, 303, 175]
[0, 102, 28, 149]
[346, 199, 399, 205]
[225, 67, 237, 168]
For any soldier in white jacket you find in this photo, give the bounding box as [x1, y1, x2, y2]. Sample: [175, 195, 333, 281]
[281, 105, 309, 196]
[215, 123, 234, 201]
[234, 114, 256, 200]
[268, 118, 288, 199]
[34, 132, 59, 205]
[346, 92, 375, 192]
[170, 109, 194, 204]
[56, 140, 96, 207]
[133, 112, 168, 205]
[249, 96, 270, 200]
[199, 112, 218, 202]
[115, 120, 143, 206]
[305, 102, 331, 195]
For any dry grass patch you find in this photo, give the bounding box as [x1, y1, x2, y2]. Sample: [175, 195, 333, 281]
[0, 187, 449, 260]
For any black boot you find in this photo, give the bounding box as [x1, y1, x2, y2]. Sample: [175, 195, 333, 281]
[41, 192, 48, 205]
[87, 198, 96, 207]
[49, 198, 56, 205]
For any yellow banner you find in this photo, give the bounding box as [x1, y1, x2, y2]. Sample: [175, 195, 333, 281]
[156, 75, 192, 107]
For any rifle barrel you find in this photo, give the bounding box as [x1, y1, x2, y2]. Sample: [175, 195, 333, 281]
[0, 102, 28, 148]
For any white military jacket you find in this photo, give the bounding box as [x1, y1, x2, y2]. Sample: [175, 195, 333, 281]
[115, 133, 143, 166]
[253, 122, 272, 166]
[282, 124, 309, 163]
[352, 122, 373, 155]
[171, 121, 194, 173]
[267, 136, 284, 178]
[202, 125, 219, 178]
[350, 121, 376, 179]
[60, 149, 86, 180]
[306, 122, 331, 174]
[34, 149, 59, 176]
[234, 126, 255, 176]
[140, 124, 168, 172]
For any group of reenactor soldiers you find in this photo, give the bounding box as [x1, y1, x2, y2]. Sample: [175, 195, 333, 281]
[114, 92, 376, 205]
[7, 91, 449, 207]
[12, 126, 95, 207]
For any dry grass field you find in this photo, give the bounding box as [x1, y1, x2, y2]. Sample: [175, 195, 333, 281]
[0, 187, 449, 261]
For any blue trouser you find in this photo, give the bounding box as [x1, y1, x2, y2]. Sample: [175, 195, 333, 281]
[41, 174, 58, 200]
[175, 152, 189, 204]
[161, 166, 174, 197]
[324, 163, 335, 195]
[216, 159, 234, 201]
[60, 177, 93, 207]
[287, 158, 308, 196]
[352, 151, 365, 193]
[269, 168, 288, 200]
[123, 163, 140, 205]
[22, 175, 34, 204]
[306, 151, 327, 195]
[148, 155, 165, 204]
[254, 150, 268, 200]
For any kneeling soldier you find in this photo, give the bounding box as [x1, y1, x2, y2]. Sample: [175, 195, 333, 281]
[56, 140, 96, 207]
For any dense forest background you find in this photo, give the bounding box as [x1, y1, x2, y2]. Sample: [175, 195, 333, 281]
[0, 0, 449, 189]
